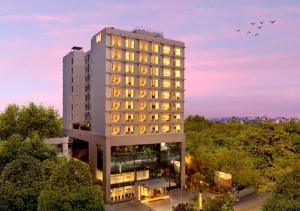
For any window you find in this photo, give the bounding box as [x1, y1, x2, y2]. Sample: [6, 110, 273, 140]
[111, 75, 121, 84]
[125, 89, 134, 97]
[175, 70, 181, 78]
[125, 126, 134, 134]
[111, 101, 120, 110]
[174, 113, 181, 121]
[150, 125, 159, 133]
[139, 101, 147, 110]
[175, 47, 182, 56]
[174, 125, 181, 133]
[162, 91, 170, 99]
[125, 64, 134, 73]
[151, 67, 159, 76]
[125, 76, 134, 86]
[138, 113, 147, 122]
[111, 113, 120, 122]
[125, 101, 134, 109]
[111, 49, 121, 59]
[151, 114, 159, 121]
[138, 90, 147, 98]
[162, 114, 170, 122]
[162, 103, 170, 111]
[139, 53, 148, 63]
[152, 43, 159, 52]
[151, 79, 159, 87]
[163, 68, 171, 77]
[151, 102, 159, 110]
[175, 81, 181, 89]
[163, 45, 171, 54]
[175, 92, 181, 100]
[125, 52, 135, 61]
[138, 125, 147, 134]
[125, 39, 135, 48]
[111, 63, 121, 72]
[151, 90, 159, 99]
[139, 78, 147, 86]
[111, 126, 120, 135]
[125, 113, 134, 122]
[112, 88, 121, 97]
[175, 103, 181, 111]
[139, 66, 148, 74]
[112, 36, 121, 47]
[175, 59, 181, 67]
[162, 80, 171, 88]
[162, 125, 170, 133]
[151, 55, 159, 64]
[139, 41, 148, 51]
[163, 57, 171, 66]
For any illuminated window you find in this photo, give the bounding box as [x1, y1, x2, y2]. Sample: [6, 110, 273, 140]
[151, 67, 159, 76]
[163, 57, 171, 66]
[175, 59, 181, 67]
[139, 41, 148, 51]
[138, 125, 147, 134]
[138, 90, 147, 98]
[162, 125, 170, 133]
[125, 89, 134, 98]
[162, 114, 170, 122]
[151, 55, 159, 64]
[175, 70, 181, 78]
[163, 68, 171, 77]
[112, 88, 121, 97]
[162, 80, 171, 88]
[111, 75, 121, 84]
[175, 81, 181, 89]
[162, 103, 170, 111]
[125, 101, 134, 109]
[151, 90, 159, 99]
[150, 125, 159, 133]
[112, 36, 121, 47]
[125, 113, 134, 122]
[174, 125, 181, 133]
[151, 114, 159, 121]
[162, 91, 170, 99]
[139, 78, 147, 86]
[175, 103, 181, 111]
[151, 102, 159, 110]
[174, 114, 181, 121]
[138, 113, 147, 122]
[163, 45, 171, 54]
[125, 76, 134, 86]
[139, 53, 148, 63]
[111, 113, 120, 122]
[111, 63, 121, 72]
[139, 101, 147, 110]
[175, 92, 181, 100]
[139, 66, 148, 74]
[125, 126, 134, 134]
[125, 39, 135, 48]
[152, 43, 159, 52]
[151, 79, 159, 87]
[125, 52, 135, 61]
[175, 47, 182, 56]
[111, 101, 121, 110]
[125, 64, 134, 73]
[111, 126, 120, 135]
[111, 49, 121, 59]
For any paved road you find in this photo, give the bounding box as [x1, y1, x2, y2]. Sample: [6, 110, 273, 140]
[234, 192, 272, 211]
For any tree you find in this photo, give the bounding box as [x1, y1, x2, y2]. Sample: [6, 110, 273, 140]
[204, 194, 233, 211]
[38, 159, 104, 211]
[0, 104, 19, 140]
[0, 155, 46, 211]
[173, 203, 196, 211]
[262, 169, 300, 211]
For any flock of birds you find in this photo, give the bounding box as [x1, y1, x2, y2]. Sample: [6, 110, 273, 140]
[236, 20, 277, 37]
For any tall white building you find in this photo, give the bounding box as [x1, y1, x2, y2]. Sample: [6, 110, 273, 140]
[63, 27, 185, 204]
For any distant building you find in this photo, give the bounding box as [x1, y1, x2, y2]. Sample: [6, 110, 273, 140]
[63, 27, 186, 203]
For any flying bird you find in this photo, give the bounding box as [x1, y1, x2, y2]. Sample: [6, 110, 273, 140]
[236, 29, 241, 32]
[251, 22, 256, 25]
[260, 21, 264, 24]
[254, 33, 259, 37]
[257, 26, 262, 29]
[247, 31, 251, 34]
[270, 20, 276, 24]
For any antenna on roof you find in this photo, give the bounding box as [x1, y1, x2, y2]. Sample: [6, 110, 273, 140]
[72, 46, 83, 51]
[132, 26, 164, 38]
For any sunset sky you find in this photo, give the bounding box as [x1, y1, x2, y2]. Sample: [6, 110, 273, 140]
[0, 0, 299, 118]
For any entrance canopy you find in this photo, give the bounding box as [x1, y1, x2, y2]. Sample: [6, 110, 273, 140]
[136, 178, 176, 190]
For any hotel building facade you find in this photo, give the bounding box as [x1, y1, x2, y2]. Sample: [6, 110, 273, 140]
[63, 27, 185, 203]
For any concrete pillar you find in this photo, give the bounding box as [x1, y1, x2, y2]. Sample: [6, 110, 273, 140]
[103, 142, 111, 203]
[62, 143, 69, 157]
[88, 141, 97, 180]
[180, 140, 186, 189]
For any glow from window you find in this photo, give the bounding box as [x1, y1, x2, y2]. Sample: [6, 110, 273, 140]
[163, 57, 171, 66]
[138, 90, 147, 98]
[151, 67, 159, 76]
[151, 79, 159, 87]
[139, 41, 148, 51]
[139, 113, 147, 122]
[125, 64, 134, 73]
[174, 114, 181, 121]
[125, 39, 135, 48]
[175, 59, 181, 67]
[125, 126, 134, 134]
[125, 52, 135, 61]
[139, 66, 148, 74]
[175, 103, 181, 110]
[151, 102, 159, 110]
[162, 91, 170, 99]
[125, 76, 134, 86]
[112, 88, 121, 97]
[162, 114, 170, 121]
[162, 125, 170, 133]
[111, 101, 120, 110]
[163, 68, 171, 77]
[162, 80, 171, 88]
[111, 75, 121, 84]
[174, 125, 181, 133]
[111, 126, 120, 135]
[175, 81, 181, 89]
[151, 90, 159, 99]
[111, 63, 121, 72]
[162, 103, 170, 111]
[175, 47, 182, 56]
[125, 113, 134, 121]
[151, 114, 159, 121]
[111, 49, 121, 59]
[125, 101, 134, 109]
[112, 36, 121, 47]
[175, 92, 181, 99]
[152, 43, 159, 52]
[150, 125, 159, 133]
[163, 45, 171, 54]
[139, 101, 147, 110]
[138, 125, 147, 134]
[151, 55, 159, 64]
[139, 78, 147, 86]
[111, 113, 120, 122]
[175, 70, 181, 78]
[125, 89, 134, 98]
[139, 53, 148, 63]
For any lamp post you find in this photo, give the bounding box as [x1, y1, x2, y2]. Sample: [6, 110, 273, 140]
[191, 173, 208, 211]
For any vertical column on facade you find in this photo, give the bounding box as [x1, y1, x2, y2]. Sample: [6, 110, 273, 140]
[88, 141, 97, 180]
[103, 141, 111, 204]
[180, 140, 186, 189]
